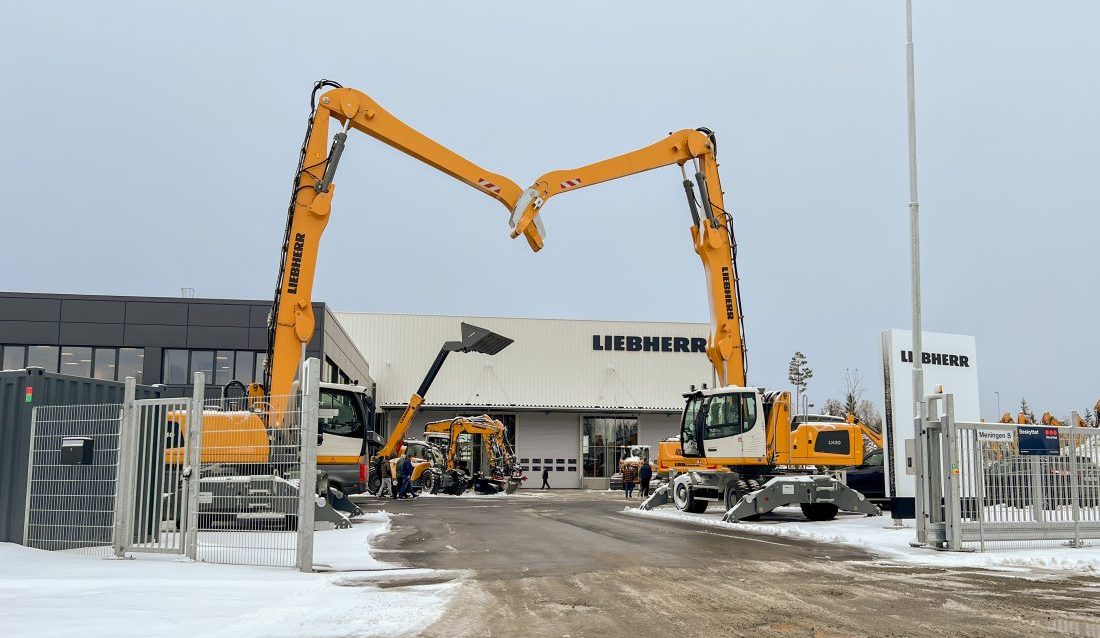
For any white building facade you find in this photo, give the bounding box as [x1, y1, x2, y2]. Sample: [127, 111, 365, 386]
[336, 312, 714, 489]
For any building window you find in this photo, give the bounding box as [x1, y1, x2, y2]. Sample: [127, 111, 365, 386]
[487, 414, 516, 447]
[235, 351, 255, 384]
[189, 350, 214, 382]
[118, 348, 144, 384]
[2, 345, 26, 370]
[254, 352, 267, 384]
[214, 350, 234, 386]
[163, 349, 188, 384]
[27, 346, 59, 373]
[92, 348, 116, 380]
[582, 417, 639, 478]
[59, 346, 93, 377]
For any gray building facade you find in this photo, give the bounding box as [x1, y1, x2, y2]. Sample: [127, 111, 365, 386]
[0, 292, 373, 398]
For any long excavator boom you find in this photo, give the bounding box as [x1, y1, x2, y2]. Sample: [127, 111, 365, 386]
[507, 128, 747, 387]
[262, 81, 522, 405]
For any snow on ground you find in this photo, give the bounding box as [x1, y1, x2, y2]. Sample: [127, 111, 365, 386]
[0, 511, 460, 638]
[629, 506, 1100, 575]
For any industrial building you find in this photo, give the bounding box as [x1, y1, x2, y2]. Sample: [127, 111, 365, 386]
[337, 312, 713, 489]
[0, 292, 713, 490]
[0, 292, 373, 401]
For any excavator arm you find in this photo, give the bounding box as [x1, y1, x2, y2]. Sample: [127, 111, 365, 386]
[507, 128, 747, 387]
[263, 81, 522, 403]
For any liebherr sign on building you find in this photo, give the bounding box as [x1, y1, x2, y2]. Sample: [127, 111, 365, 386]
[880, 329, 979, 518]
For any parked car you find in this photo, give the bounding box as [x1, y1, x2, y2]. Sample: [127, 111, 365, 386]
[843, 448, 885, 500]
[983, 455, 1100, 508]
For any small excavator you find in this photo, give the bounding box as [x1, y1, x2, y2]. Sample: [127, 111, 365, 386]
[364, 324, 513, 496]
[424, 415, 525, 494]
[505, 128, 879, 521]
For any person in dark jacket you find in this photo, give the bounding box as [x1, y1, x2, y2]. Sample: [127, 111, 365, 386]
[397, 454, 414, 499]
[639, 462, 654, 498]
[541, 467, 550, 489]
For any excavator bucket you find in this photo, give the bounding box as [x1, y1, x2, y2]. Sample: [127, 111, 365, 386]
[639, 484, 670, 510]
[458, 322, 513, 355]
[722, 475, 880, 523]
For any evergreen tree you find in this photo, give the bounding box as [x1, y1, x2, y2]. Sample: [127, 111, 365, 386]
[788, 352, 813, 414]
[1020, 398, 1037, 424]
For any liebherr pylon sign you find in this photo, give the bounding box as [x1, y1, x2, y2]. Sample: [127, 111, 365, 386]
[880, 329, 980, 519]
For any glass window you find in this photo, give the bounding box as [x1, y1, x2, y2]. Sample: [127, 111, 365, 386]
[93, 348, 116, 380]
[214, 350, 234, 386]
[27, 346, 59, 373]
[189, 350, 214, 382]
[118, 348, 144, 384]
[59, 346, 93, 377]
[583, 417, 639, 478]
[254, 352, 267, 383]
[234, 351, 255, 384]
[318, 389, 364, 437]
[163, 349, 188, 384]
[3, 345, 26, 370]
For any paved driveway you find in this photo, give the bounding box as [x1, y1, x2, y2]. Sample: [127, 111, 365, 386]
[359, 490, 1100, 637]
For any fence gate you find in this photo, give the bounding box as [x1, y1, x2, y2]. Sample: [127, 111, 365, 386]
[25, 359, 323, 571]
[915, 392, 1100, 551]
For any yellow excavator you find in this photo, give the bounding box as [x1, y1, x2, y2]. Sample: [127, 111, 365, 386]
[423, 415, 525, 495]
[506, 128, 879, 521]
[166, 80, 524, 525]
[364, 324, 513, 496]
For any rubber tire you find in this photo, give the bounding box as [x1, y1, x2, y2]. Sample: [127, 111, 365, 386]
[420, 470, 440, 495]
[800, 503, 839, 521]
[366, 467, 382, 495]
[673, 480, 708, 513]
[724, 484, 740, 511]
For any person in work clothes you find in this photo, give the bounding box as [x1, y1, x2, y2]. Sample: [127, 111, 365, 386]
[639, 462, 653, 498]
[621, 462, 638, 498]
[397, 454, 415, 499]
[541, 467, 550, 489]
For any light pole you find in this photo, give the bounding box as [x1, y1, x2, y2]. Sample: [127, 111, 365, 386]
[994, 391, 1000, 419]
[905, 0, 925, 414]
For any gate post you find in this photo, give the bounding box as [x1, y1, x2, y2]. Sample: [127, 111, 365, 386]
[1070, 411, 1081, 547]
[184, 372, 205, 561]
[296, 358, 321, 573]
[913, 400, 929, 544]
[111, 377, 138, 558]
[942, 394, 963, 551]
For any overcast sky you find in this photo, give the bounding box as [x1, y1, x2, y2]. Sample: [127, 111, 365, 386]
[1, 1, 1096, 420]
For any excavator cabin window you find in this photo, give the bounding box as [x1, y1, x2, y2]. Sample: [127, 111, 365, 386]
[318, 389, 366, 438]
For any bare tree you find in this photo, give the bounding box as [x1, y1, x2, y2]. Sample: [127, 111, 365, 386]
[855, 400, 883, 432]
[822, 399, 845, 417]
[842, 368, 865, 417]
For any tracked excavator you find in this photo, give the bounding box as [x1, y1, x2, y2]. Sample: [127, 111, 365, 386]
[506, 128, 879, 521]
[364, 324, 513, 496]
[423, 415, 525, 494]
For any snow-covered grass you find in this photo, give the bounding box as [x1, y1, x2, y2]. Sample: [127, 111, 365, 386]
[629, 506, 1100, 575]
[0, 511, 460, 638]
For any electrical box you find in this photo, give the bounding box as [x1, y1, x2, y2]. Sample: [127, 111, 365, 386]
[60, 436, 95, 465]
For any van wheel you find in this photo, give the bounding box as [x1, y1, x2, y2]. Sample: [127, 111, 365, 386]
[800, 503, 839, 521]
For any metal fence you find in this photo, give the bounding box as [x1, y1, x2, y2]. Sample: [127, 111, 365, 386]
[23, 402, 125, 555]
[915, 393, 1100, 551]
[23, 359, 324, 571]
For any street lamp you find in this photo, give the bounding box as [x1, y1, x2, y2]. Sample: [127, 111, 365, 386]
[994, 391, 1000, 419]
[905, 0, 925, 411]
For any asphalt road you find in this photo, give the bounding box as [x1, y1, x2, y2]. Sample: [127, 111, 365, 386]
[357, 490, 1100, 638]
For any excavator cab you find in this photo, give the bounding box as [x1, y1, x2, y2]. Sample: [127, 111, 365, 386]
[679, 387, 766, 461]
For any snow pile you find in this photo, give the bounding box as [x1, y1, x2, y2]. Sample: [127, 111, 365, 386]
[630, 506, 1100, 574]
[0, 512, 460, 638]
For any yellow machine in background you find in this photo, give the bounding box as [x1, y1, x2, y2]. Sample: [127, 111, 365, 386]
[364, 324, 513, 496]
[424, 415, 525, 495]
[506, 128, 878, 521]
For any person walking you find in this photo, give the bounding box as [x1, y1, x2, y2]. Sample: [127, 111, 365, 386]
[639, 461, 653, 498]
[541, 467, 550, 489]
[621, 461, 638, 499]
[398, 454, 415, 499]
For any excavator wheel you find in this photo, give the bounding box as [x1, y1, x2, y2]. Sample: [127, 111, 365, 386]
[366, 466, 382, 496]
[724, 482, 760, 520]
[420, 470, 440, 495]
[673, 479, 708, 514]
[800, 503, 839, 521]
